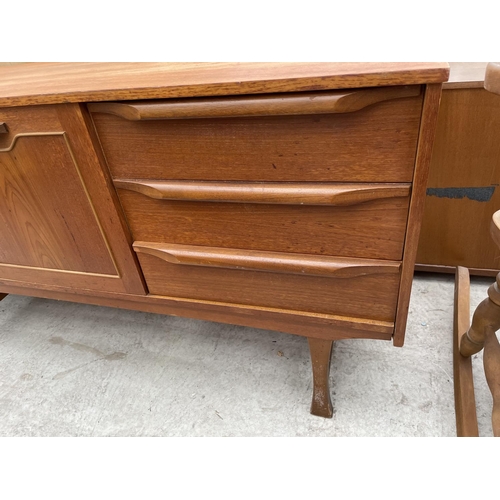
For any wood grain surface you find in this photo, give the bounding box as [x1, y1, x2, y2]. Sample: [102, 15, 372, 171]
[453, 266, 479, 437]
[0, 63, 449, 108]
[0, 104, 146, 294]
[136, 251, 400, 322]
[133, 242, 401, 278]
[393, 84, 443, 346]
[117, 190, 410, 261]
[0, 134, 115, 273]
[88, 85, 421, 120]
[416, 88, 500, 273]
[92, 95, 423, 183]
[308, 338, 334, 418]
[0, 104, 62, 150]
[114, 179, 411, 206]
[0, 281, 394, 341]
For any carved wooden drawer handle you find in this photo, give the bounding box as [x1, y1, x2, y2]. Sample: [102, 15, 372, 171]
[133, 242, 401, 279]
[88, 85, 421, 120]
[115, 180, 411, 206]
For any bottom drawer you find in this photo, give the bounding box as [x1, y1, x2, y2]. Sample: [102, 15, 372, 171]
[133, 243, 401, 323]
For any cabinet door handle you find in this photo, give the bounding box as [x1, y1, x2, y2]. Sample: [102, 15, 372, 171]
[88, 85, 421, 120]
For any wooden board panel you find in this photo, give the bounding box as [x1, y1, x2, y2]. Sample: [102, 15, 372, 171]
[117, 190, 410, 261]
[92, 95, 423, 183]
[136, 252, 401, 322]
[0, 281, 394, 341]
[0, 105, 62, 150]
[394, 84, 443, 347]
[114, 179, 411, 206]
[0, 62, 449, 108]
[133, 241, 401, 278]
[416, 88, 500, 272]
[88, 85, 421, 119]
[0, 134, 115, 274]
[0, 104, 146, 294]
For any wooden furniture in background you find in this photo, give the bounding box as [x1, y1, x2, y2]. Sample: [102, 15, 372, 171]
[454, 63, 500, 437]
[0, 63, 448, 419]
[417, 62, 500, 276]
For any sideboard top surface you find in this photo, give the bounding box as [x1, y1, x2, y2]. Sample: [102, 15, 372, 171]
[0, 62, 449, 108]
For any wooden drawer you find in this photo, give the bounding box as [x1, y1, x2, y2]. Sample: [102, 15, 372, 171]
[89, 86, 423, 183]
[134, 242, 401, 323]
[115, 181, 411, 261]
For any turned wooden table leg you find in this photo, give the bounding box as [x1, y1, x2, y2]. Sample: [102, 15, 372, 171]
[308, 337, 333, 418]
[455, 269, 500, 436]
[460, 295, 500, 357]
[483, 326, 500, 436]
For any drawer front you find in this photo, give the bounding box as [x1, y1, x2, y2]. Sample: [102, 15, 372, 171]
[90, 86, 423, 183]
[116, 182, 411, 261]
[134, 243, 401, 322]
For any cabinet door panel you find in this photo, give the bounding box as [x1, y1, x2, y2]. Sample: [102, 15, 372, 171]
[0, 104, 146, 294]
[0, 134, 115, 274]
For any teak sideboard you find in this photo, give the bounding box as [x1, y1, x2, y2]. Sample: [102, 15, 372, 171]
[0, 63, 449, 418]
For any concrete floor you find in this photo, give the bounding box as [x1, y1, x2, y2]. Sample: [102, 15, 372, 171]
[0, 272, 496, 436]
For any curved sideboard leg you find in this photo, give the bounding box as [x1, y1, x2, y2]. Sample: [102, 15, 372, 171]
[308, 337, 334, 418]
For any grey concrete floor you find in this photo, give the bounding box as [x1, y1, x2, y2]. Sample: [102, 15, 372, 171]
[0, 272, 496, 436]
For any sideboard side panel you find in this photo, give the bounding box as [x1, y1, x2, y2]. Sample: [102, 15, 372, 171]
[394, 83, 443, 347]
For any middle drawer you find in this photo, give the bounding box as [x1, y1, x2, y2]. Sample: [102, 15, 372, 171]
[115, 181, 411, 261]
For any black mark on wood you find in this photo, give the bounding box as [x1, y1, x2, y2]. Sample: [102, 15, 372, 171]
[426, 186, 495, 202]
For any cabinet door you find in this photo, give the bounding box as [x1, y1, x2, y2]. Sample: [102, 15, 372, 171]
[0, 104, 146, 295]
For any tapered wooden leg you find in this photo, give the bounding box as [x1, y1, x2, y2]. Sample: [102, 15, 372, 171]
[0, 293, 7, 301]
[453, 267, 479, 436]
[308, 337, 333, 418]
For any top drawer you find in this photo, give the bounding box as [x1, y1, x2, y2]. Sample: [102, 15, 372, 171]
[89, 86, 423, 183]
